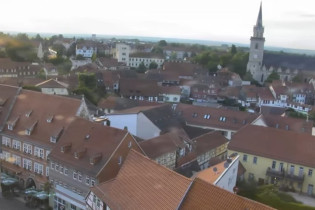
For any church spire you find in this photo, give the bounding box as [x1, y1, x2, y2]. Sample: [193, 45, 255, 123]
[256, 2, 263, 27]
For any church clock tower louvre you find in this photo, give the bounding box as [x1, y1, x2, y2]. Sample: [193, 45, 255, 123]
[247, 3, 266, 83]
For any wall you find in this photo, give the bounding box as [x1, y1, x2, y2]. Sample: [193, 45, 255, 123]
[137, 113, 160, 140]
[41, 88, 69, 95]
[106, 114, 138, 137]
[228, 150, 315, 195]
[214, 156, 239, 193]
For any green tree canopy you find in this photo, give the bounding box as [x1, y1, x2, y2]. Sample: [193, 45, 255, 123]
[78, 73, 97, 89]
[265, 71, 280, 83]
[158, 40, 167, 47]
[137, 62, 147, 73]
[230, 44, 237, 54]
[149, 61, 158, 69]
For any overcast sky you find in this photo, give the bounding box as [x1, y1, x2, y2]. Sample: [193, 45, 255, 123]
[1, 0, 315, 50]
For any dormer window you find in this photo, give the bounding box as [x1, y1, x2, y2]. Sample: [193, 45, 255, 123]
[61, 143, 72, 153]
[47, 115, 54, 123]
[203, 114, 211, 119]
[50, 127, 64, 143]
[118, 156, 122, 165]
[74, 148, 87, 159]
[7, 116, 20, 131]
[90, 153, 102, 165]
[219, 116, 226, 122]
[192, 113, 198, 118]
[25, 121, 38, 135]
[25, 110, 32, 117]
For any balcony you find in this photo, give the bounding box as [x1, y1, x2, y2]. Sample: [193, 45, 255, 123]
[285, 172, 305, 183]
[266, 167, 285, 179]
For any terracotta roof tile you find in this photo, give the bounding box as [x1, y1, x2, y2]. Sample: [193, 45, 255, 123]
[176, 104, 260, 131]
[180, 178, 274, 210]
[91, 149, 192, 210]
[228, 125, 315, 168]
[49, 117, 130, 176]
[3, 90, 82, 146]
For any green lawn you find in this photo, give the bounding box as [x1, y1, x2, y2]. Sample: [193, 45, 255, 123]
[238, 184, 315, 210]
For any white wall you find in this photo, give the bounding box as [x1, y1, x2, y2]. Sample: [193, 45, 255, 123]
[106, 114, 137, 136]
[137, 113, 160, 140]
[41, 88, 69, 95]
[214, 156, 239, 193]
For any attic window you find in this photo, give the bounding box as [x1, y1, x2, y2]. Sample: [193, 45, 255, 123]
[128, 141, 132, 148]
[25, 121, 38, 135]
[74, 148, 87, 159]
[219, 116, 226, 122]
[204, 114, 211, 119]
[50, 127, 64, 143]
[61, 143, 72, 153]
[47, 115, 54, 123]
[85, 134, 90, 140]
[25, 110, 33, 117]
[90, 153, 102, 165]
[118, 156, 123, 165]
[192, 113, 198, 118]
[7, 116, 20, 130]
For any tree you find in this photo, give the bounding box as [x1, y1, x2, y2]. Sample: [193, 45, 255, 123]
[158, 40, 167, 47]
[230, 44, 237, 54]
[78, 73, 97, 90]
[92, 53, 97, 62]
[137, 62, 146, 73]
[265, 71, 280, 83]
[149, 61, 158, 69]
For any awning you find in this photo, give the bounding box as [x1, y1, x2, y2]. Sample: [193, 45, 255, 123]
[34, 191, 49, 200]
[1, 177, 18, 186]
[24, 188, 39, 196]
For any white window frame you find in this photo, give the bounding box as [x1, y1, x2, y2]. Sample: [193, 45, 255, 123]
[46, 166, 49, 177]
[12, 140, 21, 150]
[23, 158, 32, 170]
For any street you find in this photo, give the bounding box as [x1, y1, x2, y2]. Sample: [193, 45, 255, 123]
[0, 193, 30, 210]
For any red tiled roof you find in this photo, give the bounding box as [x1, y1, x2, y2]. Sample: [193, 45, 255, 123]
[35, 79, 68, 89]
[91, 149, 192, 210]
[3, 90, 82, 146]
[176, 104, 260, 131]
[0, 85, 20, 129]
[139, 131, 187, 159]
[180, 178, 274, 210]
[49, 117, 130, 176]
[228, 125, 315, 168]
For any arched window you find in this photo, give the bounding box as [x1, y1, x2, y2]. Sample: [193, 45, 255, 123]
[255, 43, 259, 49]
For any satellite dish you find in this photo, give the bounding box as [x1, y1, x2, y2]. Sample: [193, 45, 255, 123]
[224, 162, 230, 168]
[213, 167, 218, 172]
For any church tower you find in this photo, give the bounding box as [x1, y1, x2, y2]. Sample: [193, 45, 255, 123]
[247, 3, 265, 83]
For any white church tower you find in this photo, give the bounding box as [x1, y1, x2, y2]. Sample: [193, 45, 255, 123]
[247, 3, 266, 83]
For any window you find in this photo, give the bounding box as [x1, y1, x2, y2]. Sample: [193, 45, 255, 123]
[248, 173, 254, 181]
[60, 165, 64, 174]
[12, 154, 21, 166]
[46, 167, 49, 177]
[243, 154, 248, 162]
[12, 140, 21, 150]
[55, 164, 59, 171]
[23, 158, 32, 170]
[34, 147, 44, 159]
[73, 171, 78, 180]
[64, 167, 68, 176]
[118, 156, 122, 165]
[128, 141, 132, 148]
[34, 162, 43, 175]
[78, 172, 82, 182]
[91, 179, 95, 186]
[70, 204, 77, 210]
[219, 116, 226, 122]
[86, 176, 90, 185]
[272, 161, 276, 169]
[253, 157, 258, 164]
[309, 169, 313, 177]
[2, 136, 11, 147]
[23, 143, 32, 154]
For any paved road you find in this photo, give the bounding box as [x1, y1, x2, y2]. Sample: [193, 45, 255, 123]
[0, 193, 30, 210]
